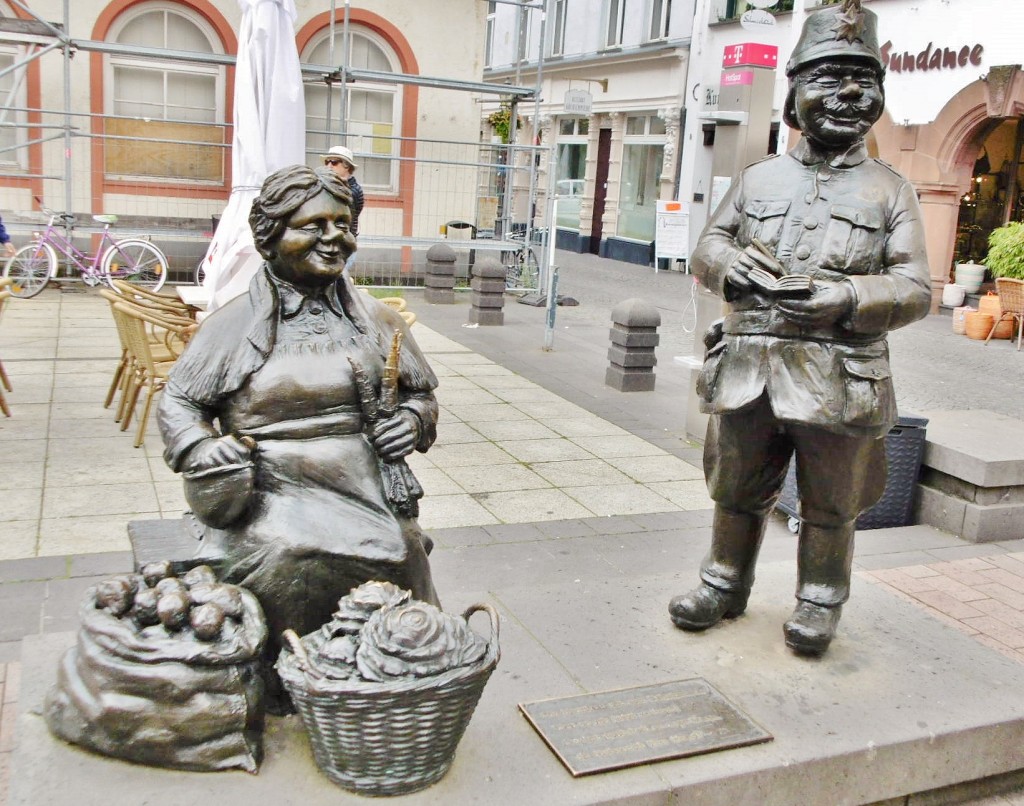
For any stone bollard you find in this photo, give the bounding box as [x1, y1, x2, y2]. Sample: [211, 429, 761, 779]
[424, 243, 457, 304]
[606, 298, 661, 392]
[468, 257, 506, 325]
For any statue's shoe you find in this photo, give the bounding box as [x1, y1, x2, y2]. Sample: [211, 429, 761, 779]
[668, 583, 747, 631]
[783, 602, 842, 655]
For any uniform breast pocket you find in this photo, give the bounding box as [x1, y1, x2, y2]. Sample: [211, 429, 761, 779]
[740, 199, 791, 248]
[841, 357, 895, 428]
[821, 205, 883, 272]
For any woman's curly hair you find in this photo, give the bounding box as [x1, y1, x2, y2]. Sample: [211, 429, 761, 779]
[249, 165, 354, 258]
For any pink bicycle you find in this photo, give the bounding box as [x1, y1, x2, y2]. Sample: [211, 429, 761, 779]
[3, 201, 168, 299]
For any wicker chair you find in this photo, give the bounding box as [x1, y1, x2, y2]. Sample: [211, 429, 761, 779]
[99, 289, 189, 421]
[984, 277, 1024, 351]
[0, 288, 11, 417]
[364, 292, 416, 325]
[113, 301, 194, 447]
[111, 278, 196, 319]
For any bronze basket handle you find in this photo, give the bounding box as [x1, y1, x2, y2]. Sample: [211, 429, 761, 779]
[462, 602, 501, 663]
[282, 628, 307, 664]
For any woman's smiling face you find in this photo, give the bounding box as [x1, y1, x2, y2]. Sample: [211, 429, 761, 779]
[272, 190, 354, 289]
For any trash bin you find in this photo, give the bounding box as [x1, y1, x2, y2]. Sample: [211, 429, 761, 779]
[776, 413, 929, 532]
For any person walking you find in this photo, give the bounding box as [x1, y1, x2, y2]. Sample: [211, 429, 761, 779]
[667, 0, 931, 656]
[323, 146, 363, 274]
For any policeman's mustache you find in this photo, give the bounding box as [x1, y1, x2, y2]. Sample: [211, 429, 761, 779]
[822, 100, 873, 117]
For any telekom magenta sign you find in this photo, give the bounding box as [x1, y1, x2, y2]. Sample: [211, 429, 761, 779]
[722, 43, 779, 69]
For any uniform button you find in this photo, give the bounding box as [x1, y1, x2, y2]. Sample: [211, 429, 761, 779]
[312, 323, 327, 334]
[803, 216, 818, 230]
[804, 193, 815, 203]
[310, 306, 323, 315]
[817, 171, 832, 182]
[795, 244, 811, 260]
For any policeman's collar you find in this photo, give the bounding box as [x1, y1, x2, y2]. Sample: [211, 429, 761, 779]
[792, 137, 868, 169]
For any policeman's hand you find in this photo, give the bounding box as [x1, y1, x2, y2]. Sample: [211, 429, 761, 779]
[776, 281, 855, 327]
[184, 434, 254, 472]
[724, 253, 758, 294]
[3, 242, 14, 258]
[370, 410, 419, 462]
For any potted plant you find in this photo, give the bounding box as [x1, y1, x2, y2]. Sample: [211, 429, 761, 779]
[986, 221, 1024, 280]
[486, 105, 522, 144]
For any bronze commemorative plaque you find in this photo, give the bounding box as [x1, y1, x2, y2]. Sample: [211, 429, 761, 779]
[519, 678, 772, 777]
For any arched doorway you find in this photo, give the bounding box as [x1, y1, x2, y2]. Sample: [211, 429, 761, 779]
[954, 117, 1024, 264]
[873, 65, 1024, 305]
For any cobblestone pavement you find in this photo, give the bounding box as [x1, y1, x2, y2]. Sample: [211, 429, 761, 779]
[2, 252, 1024, 804]
[547, 250, 1024, 421]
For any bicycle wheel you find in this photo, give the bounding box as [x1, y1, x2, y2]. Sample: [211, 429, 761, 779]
[102, 239, 168, 293]
[500, 249, 521, 289]
[3, 242, 57, 298]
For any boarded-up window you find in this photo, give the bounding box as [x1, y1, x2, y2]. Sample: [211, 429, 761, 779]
[105, 5, 224, 183]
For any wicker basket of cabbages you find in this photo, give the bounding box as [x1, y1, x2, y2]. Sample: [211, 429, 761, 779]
[276, 581, 500, 796]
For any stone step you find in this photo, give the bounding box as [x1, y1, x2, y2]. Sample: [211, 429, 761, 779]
[915, 410, 1024, 543]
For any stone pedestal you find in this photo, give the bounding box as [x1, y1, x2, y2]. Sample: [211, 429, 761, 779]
[13, 557, 1024, 806]
[605, 298, 660, 392]
[425, 243, 457, 304]
[468, 257, 506, 326]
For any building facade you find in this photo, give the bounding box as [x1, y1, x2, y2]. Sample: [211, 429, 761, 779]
[483, 0, 693, 265]
[486, 0, 1024, 306]
[681, 0, 1024, 305]
[0, 0, 489, 270]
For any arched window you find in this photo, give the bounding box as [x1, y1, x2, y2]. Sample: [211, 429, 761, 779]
[0, 1, 28, 171]
[304, 28, 402, 194]
[105, 2, 226, 182]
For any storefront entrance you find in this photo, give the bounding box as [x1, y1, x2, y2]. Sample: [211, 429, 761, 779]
[954, 118, 1024, 264]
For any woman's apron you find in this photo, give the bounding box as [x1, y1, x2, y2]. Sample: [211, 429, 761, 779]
[196, 317, 437, 648]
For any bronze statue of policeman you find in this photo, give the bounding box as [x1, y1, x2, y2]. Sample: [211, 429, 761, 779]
[668, 0, 931, 655]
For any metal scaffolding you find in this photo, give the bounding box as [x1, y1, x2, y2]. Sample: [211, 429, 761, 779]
[0, 0, 549, 287]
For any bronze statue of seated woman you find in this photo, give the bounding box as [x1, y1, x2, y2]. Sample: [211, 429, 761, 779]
[158, 165, 440, 695]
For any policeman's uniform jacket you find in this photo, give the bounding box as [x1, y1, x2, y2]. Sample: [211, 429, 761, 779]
[691, 137, 932, 440]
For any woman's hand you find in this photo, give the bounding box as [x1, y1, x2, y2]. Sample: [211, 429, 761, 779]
[370, 410, 420, 462]
[184, 435, 254, 472]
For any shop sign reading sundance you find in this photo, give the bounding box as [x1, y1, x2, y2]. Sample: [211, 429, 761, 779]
[880, 40, 983, 74]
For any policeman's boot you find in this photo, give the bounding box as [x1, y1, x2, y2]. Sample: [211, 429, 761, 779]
[784, 521, 855, 656]
[669, 506, 767, 631]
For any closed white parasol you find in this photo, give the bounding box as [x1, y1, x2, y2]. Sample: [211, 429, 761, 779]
[201, 0, 305, 312]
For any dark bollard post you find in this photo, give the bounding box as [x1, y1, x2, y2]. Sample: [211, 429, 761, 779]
[468, 257, 506, 326]
[424, 243, 457, 304]
[605, 298, 661, 392]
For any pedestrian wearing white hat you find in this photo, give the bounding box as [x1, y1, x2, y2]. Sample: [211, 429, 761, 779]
[323, 146, 364, 274]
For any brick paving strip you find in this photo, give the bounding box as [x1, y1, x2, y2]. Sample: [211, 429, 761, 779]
[859, 552, 1024, 666]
